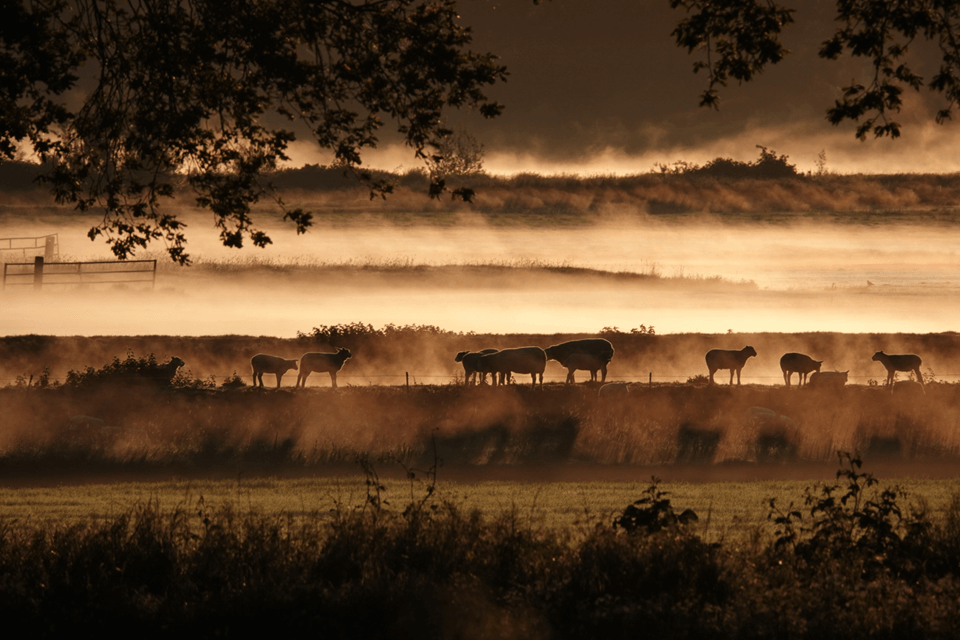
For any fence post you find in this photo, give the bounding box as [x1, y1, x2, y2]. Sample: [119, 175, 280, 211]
[43, 235, 55, 261]
[33, 256, 44, 290]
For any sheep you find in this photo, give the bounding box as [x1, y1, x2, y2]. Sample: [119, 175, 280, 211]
[297, 348, 352, 388]
[705, 346, 757, 385]
[251, 353, 299, 388]
[455, 348, 499, 385]
[807, 370, 848, 390]
[563, 352, 606, 384]
[544, 339, 614, 382]
[872, 351, 925, 391]
[598, 382, 630, 397]
[476, 347, 547, 387]
[780, 352, 822, 386]
[141, 356, 185, 386]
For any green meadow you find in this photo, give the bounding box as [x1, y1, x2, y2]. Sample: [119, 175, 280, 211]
[5, 472, 960, 544]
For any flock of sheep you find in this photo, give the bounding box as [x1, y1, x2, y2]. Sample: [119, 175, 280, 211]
[246, 340, 923, 390]
[247, 339, 615, 389]
[705, 346, 926, 391]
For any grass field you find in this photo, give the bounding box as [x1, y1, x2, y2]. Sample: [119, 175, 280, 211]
[4, 471, 960, 544]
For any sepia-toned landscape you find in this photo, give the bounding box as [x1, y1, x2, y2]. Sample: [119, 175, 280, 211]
[9, 0, 960, 634]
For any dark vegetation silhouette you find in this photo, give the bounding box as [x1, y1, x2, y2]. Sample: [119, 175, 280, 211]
[3, 453, 960, 637]
[655, 145, 798, 178]
[2, 0, 506, 263]
[672, 0, 960, 141]
[7, 1, 960, 264]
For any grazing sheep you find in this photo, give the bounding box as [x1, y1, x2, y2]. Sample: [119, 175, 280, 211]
[745, 406, 798, 431]
[872, 351, 925, 391]
[598, 382, 630, 397]
[545, 339, 614, 382]
[779, 352, 822, 386]
[455, 348, 499, 385]
[140, 356, 185, 386]
[297, 348, 352, 388]
[251, 353, 299, 388]
[563, 352, 606, 384]
[807, 370, 848, 390]
[705, 346, 757, 385]
[477, 347, 547, 388]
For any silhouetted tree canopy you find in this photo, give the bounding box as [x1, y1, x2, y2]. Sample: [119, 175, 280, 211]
[1, 0, 505, 263]
[671, 0, 960, 139]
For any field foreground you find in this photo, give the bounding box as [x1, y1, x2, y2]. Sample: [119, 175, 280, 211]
[3, 456, 960, 639]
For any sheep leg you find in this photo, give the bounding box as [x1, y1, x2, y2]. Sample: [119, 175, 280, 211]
[599, 364, 607, 383]
[275, 373, 283, 389]
[566, 369, 575, 384]
[330, 371, 338, 388]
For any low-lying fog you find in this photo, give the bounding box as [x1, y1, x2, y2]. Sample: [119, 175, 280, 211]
[2, 214, 959, 337]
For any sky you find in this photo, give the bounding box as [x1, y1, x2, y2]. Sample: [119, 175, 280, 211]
[285, 0, 960, 175]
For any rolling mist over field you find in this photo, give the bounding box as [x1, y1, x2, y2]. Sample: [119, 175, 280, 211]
[2, 206, 960, 338]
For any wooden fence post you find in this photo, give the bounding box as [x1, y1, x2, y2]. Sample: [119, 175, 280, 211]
[43, 236, 55, 261]
[33, 256, 44, 290]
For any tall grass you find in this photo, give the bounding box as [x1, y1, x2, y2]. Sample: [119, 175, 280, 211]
[6, 379, 960, 482]
[3, 455, 960, 638]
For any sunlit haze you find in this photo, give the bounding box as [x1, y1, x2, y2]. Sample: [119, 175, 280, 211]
[2, 214, 959, 338]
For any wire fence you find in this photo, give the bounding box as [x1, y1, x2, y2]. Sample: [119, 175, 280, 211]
[1, 370, 949, 387]
[0, 233, 58, 263]
[2, 257, 156, 290]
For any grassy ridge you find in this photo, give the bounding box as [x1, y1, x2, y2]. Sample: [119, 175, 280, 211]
[5, 329, 960, 387]
[5, 159, 960, 221]
[3, 379, 960, 482]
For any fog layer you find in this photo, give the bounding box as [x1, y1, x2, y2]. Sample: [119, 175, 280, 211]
[2, 215, 959, 337]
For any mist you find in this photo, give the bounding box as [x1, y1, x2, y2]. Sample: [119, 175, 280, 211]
[3, 210, 959, 339]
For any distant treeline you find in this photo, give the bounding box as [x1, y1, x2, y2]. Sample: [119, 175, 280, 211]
[4, 158, 960, 218]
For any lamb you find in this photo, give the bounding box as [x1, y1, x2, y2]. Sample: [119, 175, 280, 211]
[705, 346, 757, 385]
[477, 346, 547, 387]
[872, 351, 925, 390]
[142, 356, 185, 386]
[807, 370, 848, 390]
[297, 348, 352, 388]
[455, 348, 499, 385]
[250, 353, 299, 388]
[598, 382, 630, 397]
[563, 352, 606, 384]
[780, 352, 822, 386]
[544, 339, 614, 382]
